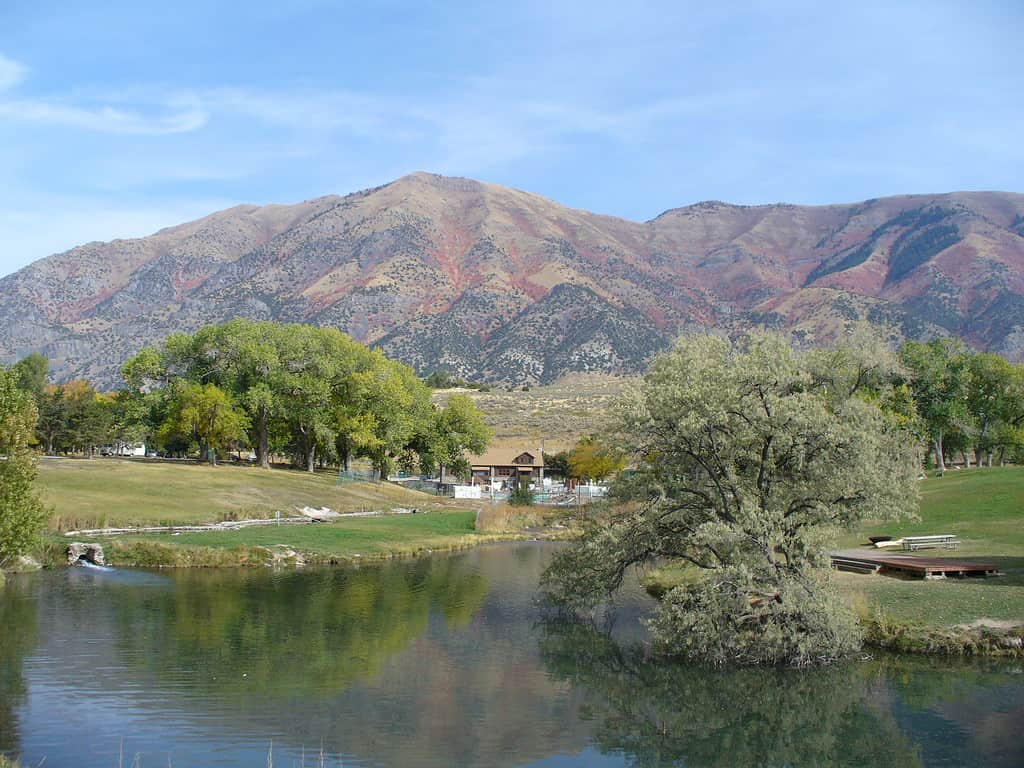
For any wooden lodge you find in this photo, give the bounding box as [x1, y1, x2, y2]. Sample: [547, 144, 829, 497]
[470, 448, 545, 490]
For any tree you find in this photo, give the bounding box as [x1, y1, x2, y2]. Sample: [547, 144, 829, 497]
[0, 367, 47, 567]
[542, 332, 919, 666]
[35, 385, 68, 454]
[422, 394, 491, 479]
[543, 450, 571, 479]
[568, 435, 626, 482]
[354, 359, 434, 478]
[900, 338, 972, 472]
[186, 320, 285, 469]
[965, 353, 1024, 466]
[11, 353, 48, 404]
[159, 382, 249, 465]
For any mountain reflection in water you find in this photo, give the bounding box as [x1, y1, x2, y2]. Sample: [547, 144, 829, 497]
[0, 542, 1021, 768]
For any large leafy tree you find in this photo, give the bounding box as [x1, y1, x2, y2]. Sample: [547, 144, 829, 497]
[899, 338, 972, 472]
[159, 382, 249, 465]
[568, 435, 626, 482]
[185, 320, 286, 469]
[543, 332, 919, 666]
[0, 367, 47, 567]
[119, 320, 485, 475]
[354, 359, 434, 478]
[421, 394, 491, 479]
[965, 353, 1024, 466]
[11, 353, 48, 404]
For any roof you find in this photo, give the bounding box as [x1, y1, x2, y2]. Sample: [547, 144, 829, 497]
[470, 448, 545, 468]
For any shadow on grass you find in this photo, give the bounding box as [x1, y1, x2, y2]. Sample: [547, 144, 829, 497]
[961, 556, 1024, 587]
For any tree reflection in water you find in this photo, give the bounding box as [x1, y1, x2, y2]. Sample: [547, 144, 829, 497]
[538, 619, 925, 768]
[0, 577, 38, 753]
[110, 556, 490, 699]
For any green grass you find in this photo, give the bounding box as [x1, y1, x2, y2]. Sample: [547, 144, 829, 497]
[125, 509, 477, 555]
[34, 459, 554, 567]
[838, 466, 1024, 554]
[833, 467, 1024, 627]
[38, 457, 437, 530]
[94, 510, 485, 567]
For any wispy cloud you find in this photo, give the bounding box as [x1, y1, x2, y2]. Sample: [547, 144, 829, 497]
[0, 53, 206, 134]
[0, 53, 27, 91]
[0, 97, 208, 135]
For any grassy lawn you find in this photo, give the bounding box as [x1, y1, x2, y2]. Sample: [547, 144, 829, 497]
[34, 459, 552, 567]
[121, 509, 478, 556]
[91, 509, 484, 567]
[39, 457, 438, 530]
[833, 467, 1024, 627]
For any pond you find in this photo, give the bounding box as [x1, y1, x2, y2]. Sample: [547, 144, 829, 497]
[1, 543, 1022, 767]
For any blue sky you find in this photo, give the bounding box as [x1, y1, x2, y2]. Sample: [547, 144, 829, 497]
[0, 0, 1021, 277]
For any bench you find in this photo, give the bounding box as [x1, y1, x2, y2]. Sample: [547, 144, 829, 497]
[902, 535, 960, 551]
[830, 556, 882, 574]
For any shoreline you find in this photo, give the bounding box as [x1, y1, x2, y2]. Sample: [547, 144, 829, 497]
[25, 519, 576, 571]
[642, 570, 1024, 658]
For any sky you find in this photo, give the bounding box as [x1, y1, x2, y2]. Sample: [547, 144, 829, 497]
[0, 0, 1021, 277]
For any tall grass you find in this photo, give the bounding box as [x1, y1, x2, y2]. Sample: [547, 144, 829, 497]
[475, 503, 561, 533]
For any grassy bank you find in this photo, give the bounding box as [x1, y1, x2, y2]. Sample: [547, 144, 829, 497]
[643, 467, 1024, 654]
[90, 509, 495, 567]
[39, 457, 437, 531]
[833, 467, 1024, 628]
[35, 459, 572, 568]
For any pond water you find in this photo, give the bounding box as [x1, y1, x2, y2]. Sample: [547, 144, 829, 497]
[1, 542, 1022, 767]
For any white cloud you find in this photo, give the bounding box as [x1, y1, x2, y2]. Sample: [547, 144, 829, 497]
[0, 53, 206, 135]
[0, 53, 27, 92]
[0, 97, 207, 135]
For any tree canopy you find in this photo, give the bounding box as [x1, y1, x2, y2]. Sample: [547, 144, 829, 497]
[0, 366, 47, 566]
[542, 331, 920, 666]
[119, 319, 489, 474]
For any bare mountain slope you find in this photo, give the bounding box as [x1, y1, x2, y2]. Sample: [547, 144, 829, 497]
[2, 173, 1023, 387]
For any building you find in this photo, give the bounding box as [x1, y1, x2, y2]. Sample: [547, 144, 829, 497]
[470, 448, 545, 490]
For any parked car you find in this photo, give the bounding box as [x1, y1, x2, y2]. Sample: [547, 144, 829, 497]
[146, 450, 159, 458]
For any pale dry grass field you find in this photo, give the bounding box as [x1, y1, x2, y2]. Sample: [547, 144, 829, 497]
[432, 372, 633, 451]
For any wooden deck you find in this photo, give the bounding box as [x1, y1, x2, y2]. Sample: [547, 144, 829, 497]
[830, 549, 1001, 579]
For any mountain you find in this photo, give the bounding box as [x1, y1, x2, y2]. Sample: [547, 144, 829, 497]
[2, 173, 1024, 387]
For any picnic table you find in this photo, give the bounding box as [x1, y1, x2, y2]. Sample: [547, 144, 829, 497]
[901, 534, 960, 551]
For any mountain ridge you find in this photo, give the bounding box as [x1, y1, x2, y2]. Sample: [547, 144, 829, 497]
[2, 173, 1023, 387]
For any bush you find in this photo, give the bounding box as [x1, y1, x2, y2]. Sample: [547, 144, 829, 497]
[508, 481, 534, 506]
[650, 567, 863, 667]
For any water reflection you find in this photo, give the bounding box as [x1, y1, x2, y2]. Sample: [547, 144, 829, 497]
[0, 577, 38, 752]
[2, 544, 1023, 768]
[538, 619, 1024, 768]
[109, 556, 491, 698]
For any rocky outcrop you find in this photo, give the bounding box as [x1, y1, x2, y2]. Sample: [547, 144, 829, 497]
[67, 542, 105, 566]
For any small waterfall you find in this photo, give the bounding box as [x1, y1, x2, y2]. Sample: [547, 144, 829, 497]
[74, 558, 114, 573]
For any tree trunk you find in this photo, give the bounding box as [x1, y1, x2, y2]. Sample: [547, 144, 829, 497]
[258, 410, 270, 469]
[962, 450, 972, 469]
[934, 435, 946, 474]
[343, 447, 351, 472]
[307, 444, 316, 473]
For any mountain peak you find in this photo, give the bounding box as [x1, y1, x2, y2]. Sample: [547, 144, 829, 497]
[2, 178, 1023, 388]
